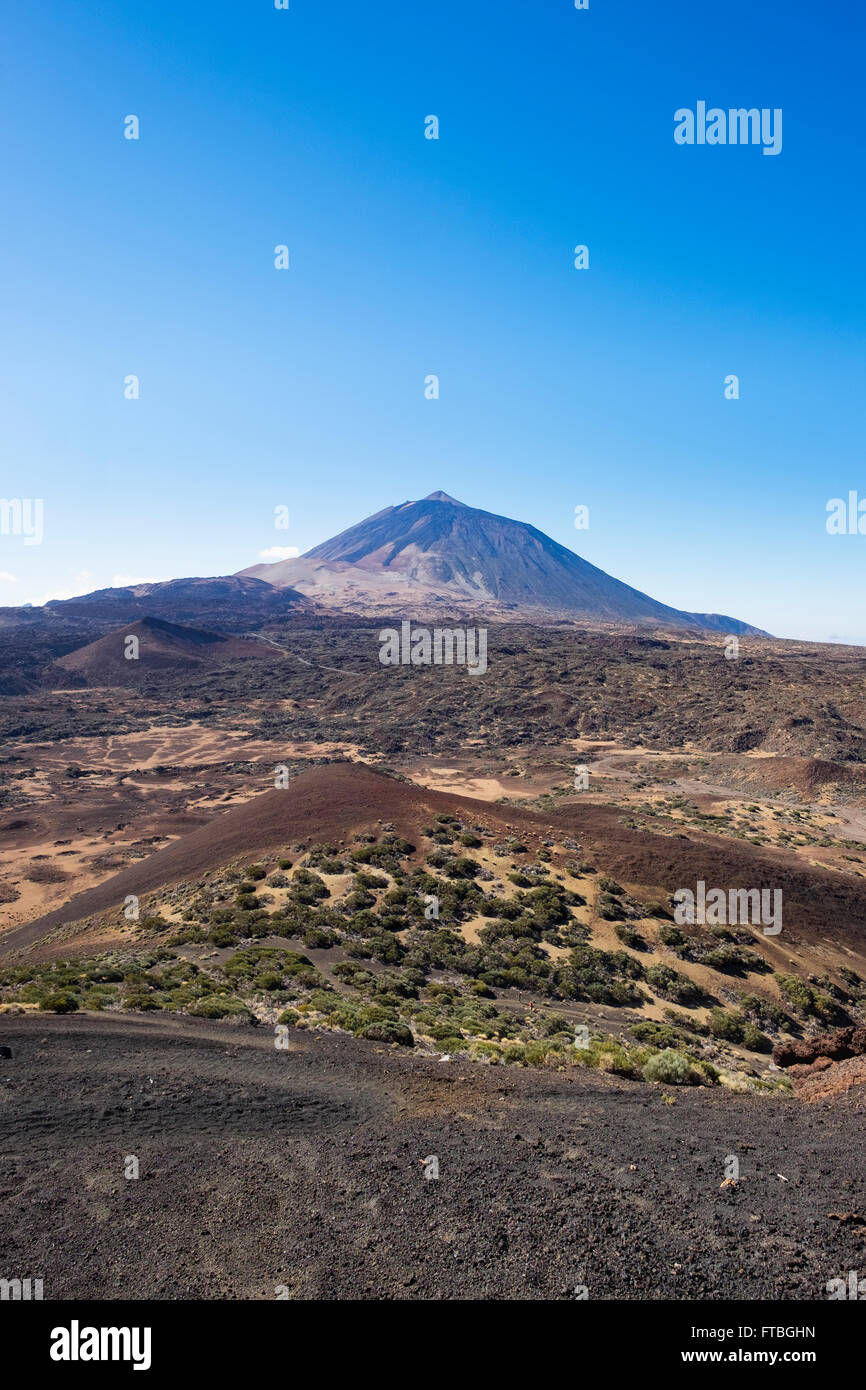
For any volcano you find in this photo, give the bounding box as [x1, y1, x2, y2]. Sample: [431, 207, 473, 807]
[54, 616, 282, 686]
[241, 492, 765, 633]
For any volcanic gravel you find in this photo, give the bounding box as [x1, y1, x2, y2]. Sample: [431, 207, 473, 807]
[0, 1013, 864, 1301]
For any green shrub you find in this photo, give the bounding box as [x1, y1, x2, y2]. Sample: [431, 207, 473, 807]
[775, 973, 843, 1024]
[614, 923, 647, 950]
[208, 924, 239, 947]
[189, 997, 251, 1020]
[708, 1008, 744, 1043]
[594, 1045, 643, 1079]
[597, 896, 624, 921]
[645, 901, 670, 918]
[662, 1008, 709, 1035]
[646, 963, 706, 1007]
[138, 914, 169, 933]
[253, 972, 284, 991]
[740, 994, 791, 1030]
[695, 1059, 720, 1084]
[470, 980, 494, 997]
[359, 1021, 414, 1046]
[444, 857, 480, 880]
[657, 923, 688, 950]
[630, 1020, 692, 1049]
[471, 1041, 502, 1060]
[741, 1021, 772, 1052]
[642, 1050, 701, 1086]
[556, 944, 645, 1007]
[87, 965, 124, 983]
[123, 992, 161, 1011]
[343, 889, 376, 911]
[38, 991, 79, 1014]
[774, 973, 814, 1013]
[302, 926, 338, 949]
[696, 945, 769, 977]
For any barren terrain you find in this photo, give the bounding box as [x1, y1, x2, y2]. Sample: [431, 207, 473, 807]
[2, 618, 866, 1303]
[2, 1012, 863, 1301]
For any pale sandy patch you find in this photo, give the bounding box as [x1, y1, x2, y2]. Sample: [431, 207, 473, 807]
[10, 724, 363, 776]
[401, 759, 564, 802]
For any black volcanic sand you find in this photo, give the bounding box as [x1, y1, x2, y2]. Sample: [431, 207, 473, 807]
[0, 1014, 863, 1301]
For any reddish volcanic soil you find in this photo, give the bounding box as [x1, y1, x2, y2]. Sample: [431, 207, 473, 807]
[5, 761, 866, 963]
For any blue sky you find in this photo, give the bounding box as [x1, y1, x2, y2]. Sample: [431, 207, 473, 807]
[1, 0, 864, 640]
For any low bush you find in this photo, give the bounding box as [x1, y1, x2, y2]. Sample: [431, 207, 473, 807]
[642, 1049, 701, 1086]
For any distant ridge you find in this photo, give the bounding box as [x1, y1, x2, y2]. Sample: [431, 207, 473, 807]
[41, 575, 310, 628]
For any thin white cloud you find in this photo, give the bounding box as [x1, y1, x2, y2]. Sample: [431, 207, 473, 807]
[36, 570, 93, 605]
[110, 574, 160, 588]
[258, 545, 300, 561]
[0, 571, 18, 584]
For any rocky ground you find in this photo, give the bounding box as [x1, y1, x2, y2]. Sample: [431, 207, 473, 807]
[1, 1012, 863, 1301]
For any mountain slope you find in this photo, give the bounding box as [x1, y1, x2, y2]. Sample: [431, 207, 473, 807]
[242, 492, 765, 633]
[54, 616, 281, 686]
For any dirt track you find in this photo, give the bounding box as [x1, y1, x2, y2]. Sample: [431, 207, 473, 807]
[0, 1013, 863, 1301]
